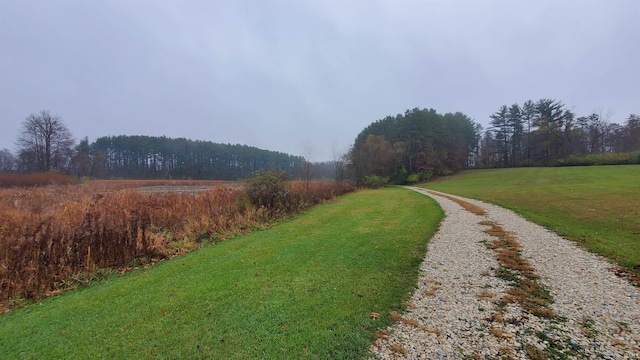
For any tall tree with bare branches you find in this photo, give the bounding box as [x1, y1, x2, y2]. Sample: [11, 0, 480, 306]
[16, 110, 75, 172]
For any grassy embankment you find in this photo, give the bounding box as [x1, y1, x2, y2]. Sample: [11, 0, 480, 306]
[420, 165, 640, 271]
[0, 187, 443, 359]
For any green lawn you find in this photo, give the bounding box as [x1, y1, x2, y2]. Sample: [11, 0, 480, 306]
[420, 165, 640, 269]
[0, 187, 443, 359]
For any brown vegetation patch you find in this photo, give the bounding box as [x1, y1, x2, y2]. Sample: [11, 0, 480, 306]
[580, 326, 596, 338]
[403, 301, 416, 309]
[611, 338, 626, 347]
[477, 291, 496, 299]
[375, 329, 389, 340]
[0, 180, 354, 302]
[389, 343, 407, 355]
[524, 343, 547, 360]
[498, 347, 516, 358]
[424, 287, 439, 296]
[0, 172, 76, 187]
[612, 266, 640, 288]
[390, 311, 420, 327]
[479, 220, 556, 319]
[486, 313, 507, 324]
[389, 311, 442, 337]
[428, 191, 487, 216]
[489, 326, 511, 339]
[424, 327, 442, 337]
[580, 317, 597, 338]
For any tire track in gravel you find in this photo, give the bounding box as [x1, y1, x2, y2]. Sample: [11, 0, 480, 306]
[371, 187, 640, 359]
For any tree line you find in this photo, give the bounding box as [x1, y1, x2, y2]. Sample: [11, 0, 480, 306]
[76, 135, 305, 180]
[346, 103, 639, 185]
[481, 99, 640, 167]
[1, 110, 305, 180]
[3, 105, 638, 183]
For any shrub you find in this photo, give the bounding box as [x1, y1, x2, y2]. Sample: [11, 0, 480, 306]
[418, 169, 434, 181]
[243, 170, 288, 213]
[390, 167, 409, 184]
[553, 154, 594, 166]
[365, 175, 388, 188]
[554, 152, 640, 167]
[406, 174, 420, 184]
[437, 168, 453, 176]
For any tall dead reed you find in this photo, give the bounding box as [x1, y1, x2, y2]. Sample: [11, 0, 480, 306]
[0, 180, 354, 301]
[285, 180, 355, 213]
[0, 172, 76, 187]
[0, 185, 256, 300]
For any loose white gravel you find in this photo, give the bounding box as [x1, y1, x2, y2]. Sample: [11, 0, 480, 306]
[371, 187, 640, 359]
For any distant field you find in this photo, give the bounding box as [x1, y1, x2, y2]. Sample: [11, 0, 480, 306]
[420, 165, 640, 270]
[0, 173, 239, 189]
[89, 179, 241, 191]
[0, 188, 443, 359]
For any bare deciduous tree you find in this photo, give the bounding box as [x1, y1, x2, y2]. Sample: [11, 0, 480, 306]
[331, 141, 347, 182]
[301, 139, 315, 185]
[16, 110, 75, 172]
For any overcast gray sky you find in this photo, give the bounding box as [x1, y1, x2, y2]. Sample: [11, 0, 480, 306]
[1, 0, 638, 161]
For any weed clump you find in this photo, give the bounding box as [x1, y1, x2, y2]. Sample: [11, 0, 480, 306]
[244, 170, 355, 214]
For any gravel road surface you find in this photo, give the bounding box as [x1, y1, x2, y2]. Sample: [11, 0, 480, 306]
[371, 187, 640, 359]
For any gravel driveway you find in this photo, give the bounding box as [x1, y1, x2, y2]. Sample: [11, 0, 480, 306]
[371, 187, 640, 359]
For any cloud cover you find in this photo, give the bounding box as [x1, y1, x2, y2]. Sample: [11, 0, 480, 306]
[1, 0, 638, 161]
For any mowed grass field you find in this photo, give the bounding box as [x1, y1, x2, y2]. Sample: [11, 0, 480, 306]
[0, 188, 443, 359]
[421, 165, 640, 270]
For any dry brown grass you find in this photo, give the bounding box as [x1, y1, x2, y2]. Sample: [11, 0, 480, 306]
[423, 327, 442, 337]
[0, 172, 76, 187]
[389, 311, 420, 327]
[375, 329, 389, 340]
[389, 343, 407, 355]
[498, 346, 516, 358]
[525, 343, 548, 360]
[0, 185, 257, 300]
[284, 180, 355, 212]
[424, 287, 439, 296]
[476, 291, 495, 299]
[389, 311, 443, 338]
[612, 266, 640, 288]
[489, 326, 511, 339]
[90, 179, 235, 188]
[403, 301, 416, 308]
[0, 180, 354, 301]
[428, 191, 486, 215]
[580, 326, 596, 338]
[479, 220, 556, 319]
[488, 313, 506, 323]
[611, 338, 626, 347]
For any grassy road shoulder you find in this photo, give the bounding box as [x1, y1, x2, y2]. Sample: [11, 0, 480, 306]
[0, 187, 443, 359]
[420, 166, 640, 271]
